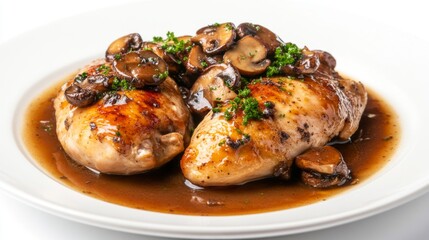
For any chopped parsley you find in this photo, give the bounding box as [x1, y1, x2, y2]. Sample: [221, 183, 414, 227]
[153, 31, 190, 55]
[152, 36, 163, 42]
[111, 77, 134, 91]
[74, 72, 88, 83]
[40, 120, 53, 133]
[200, 60, 208, 68]
[97, 64, 110, 75]
[223, 87, 262, 125]
[266, 43, 302, 77]
[224, 23, 234, 31]
[212, 107, 221, 113]
[114, 54, 122, 60]
[242, 97, 262, 125]
[156, 70, 169, 81]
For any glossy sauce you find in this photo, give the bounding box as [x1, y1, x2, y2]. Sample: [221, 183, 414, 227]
[23, 76, 400, 216]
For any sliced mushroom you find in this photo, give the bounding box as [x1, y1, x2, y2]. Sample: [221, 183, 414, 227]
[186, 45, 207, 75]
[294, 47, 320, 75]
[295, 146, 351, 188]
[236, 23, 282, 55]
[112, 50, 168, 87]
[164, 35, 193, 65]
[191, 22, 236, 55]
[187, 63, 239, 117]
[141, 42, 181, 74]
[64, 84, 98, 108]
[105, 33, 143, 62]
[65, 66, 114, 107]
[223, 35, 271, 76]
[282, 48, 337, 76]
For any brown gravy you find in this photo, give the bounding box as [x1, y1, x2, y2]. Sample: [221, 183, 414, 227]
[22, 76, 400, 216]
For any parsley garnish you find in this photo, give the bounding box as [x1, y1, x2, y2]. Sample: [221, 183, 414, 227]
[266, 43, 302, 77]
[224, 23, 234, 31]
[200, 60, 208, 68]
[111, 77, 134, 91]
[152, 36, 163, 42]
[242, 97, 262, 125]
[74, 72, 88, 83]
[223, 87, 262, 125]
[97, 64, 110, 75]
[153, 31, 190, 55]
[114, 54, 122, 60]
[156, 70, 169, 81]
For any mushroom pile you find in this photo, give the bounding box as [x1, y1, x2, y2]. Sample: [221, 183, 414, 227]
[64, 22, 335, 115]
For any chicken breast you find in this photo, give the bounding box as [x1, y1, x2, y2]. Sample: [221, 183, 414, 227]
[181, 75, 366, 186]
[54, 60, 192, 174]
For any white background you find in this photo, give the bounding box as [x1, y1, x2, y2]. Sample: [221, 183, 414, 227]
[1, 0, 429, 239]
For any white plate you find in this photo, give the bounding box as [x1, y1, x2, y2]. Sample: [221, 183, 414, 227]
[1, 0, 429, 239]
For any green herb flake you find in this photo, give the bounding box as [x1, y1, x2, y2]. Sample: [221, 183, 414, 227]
[74, 72, 88, 83]
[40, 120, 53, 133]
[153, 36, 163, 42]
[200, 60, 208, 68]
[223, 88, 262, 126]
[212, 107, 221, 113]
[114, 54, 122, 60]
[237, 87, 251, 98]
[156, 70, 169, 81]
[111, 77, 134, 91]
[242, 97, 262, 125]
[157, 31, 190, 55]
[218, 139, 226, 146]
[266, 43, 302, 77]
[97, 64, 110, 75]
[224, 23, 234, 31]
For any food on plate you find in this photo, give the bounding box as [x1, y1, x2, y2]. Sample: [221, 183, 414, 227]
[54, 58, 192, 174]
[24, 22, 401, 215]
[182, 71, 366, 187]
[54, 22, 368, 185]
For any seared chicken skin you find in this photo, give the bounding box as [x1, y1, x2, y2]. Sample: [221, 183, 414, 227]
[54, 60, 192, 174]
[181, 74, 367, 186]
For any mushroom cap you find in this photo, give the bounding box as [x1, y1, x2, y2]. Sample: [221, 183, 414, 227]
[186, 45, 207, 75]
[105, 33, 143, 62]
[187, 63, 239, 117]
[64, 84, 98, 108]
[191, 22, 236, 55]
[223, 35, 271, 76]
[112, 50, 168, 87]
[236, 23, 283, 55]
[141, 42, 181, 74]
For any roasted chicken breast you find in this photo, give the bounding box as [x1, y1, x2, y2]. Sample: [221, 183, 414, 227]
[54, 60, 192, 174]
[181, 75, 367, 186]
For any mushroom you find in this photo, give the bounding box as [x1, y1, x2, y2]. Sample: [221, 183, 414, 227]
[294, 47, 321, 75]
[141, 42, 181, 74]
[236, 23, 282, 55]
[295, 145, 351, 188]
[112, 50, 168, 87]
[165, 35, 193, 64]
[187, 63, 239, 117]
[64, 84, 98, 108]
[65, 71, 113, 107]
[186, 45, 208, 75]
[191, 22, 236, 55]
[223, 35, 271, 76]
[282, 48, 337, 76]
[105, 33, 143, 62]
